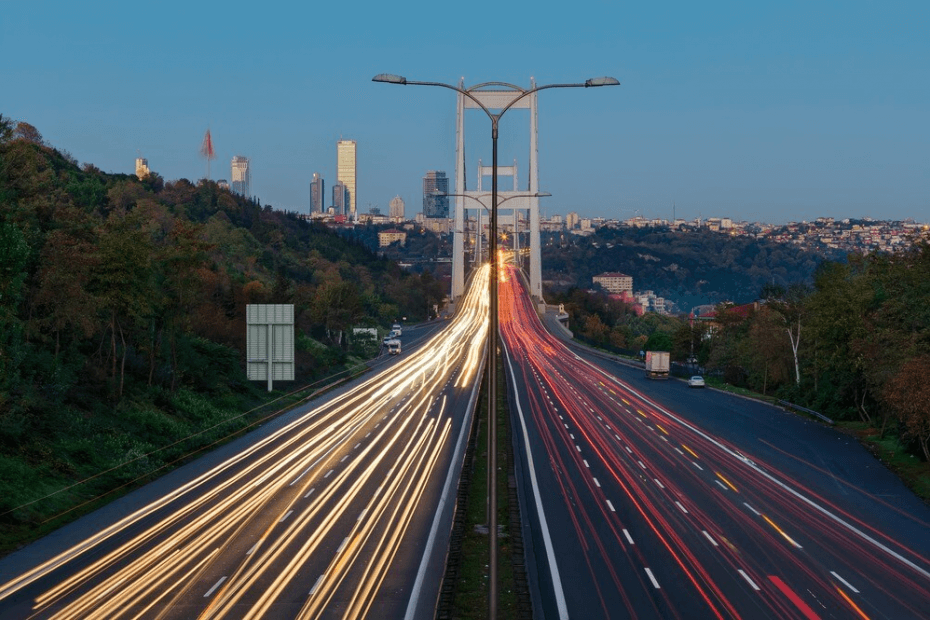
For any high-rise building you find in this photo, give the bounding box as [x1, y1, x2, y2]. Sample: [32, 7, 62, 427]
[332, 182, 348, 215]
[231, 156, 251, 197]
[134, 157, 150, 179]
[310, 172, 325, 216]
[336, 139, 357, 219]
[422, 170, 449, 218]
[389, 195, 405, 221]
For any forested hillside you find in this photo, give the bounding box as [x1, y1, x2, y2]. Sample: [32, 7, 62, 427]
[542, 227, 844, 309]
[0, 116, 444, 546]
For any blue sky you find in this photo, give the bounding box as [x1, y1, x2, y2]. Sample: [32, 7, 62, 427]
[2, 0, 927, 224]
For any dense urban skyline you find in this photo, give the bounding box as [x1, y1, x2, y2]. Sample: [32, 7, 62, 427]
[1, 1, 927, 224]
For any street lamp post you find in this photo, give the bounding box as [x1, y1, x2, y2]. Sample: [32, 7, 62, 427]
[435, 190, 551, 267]
[373, 73, 619, 617]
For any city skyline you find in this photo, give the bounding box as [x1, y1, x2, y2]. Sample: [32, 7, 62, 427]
[1, 2, 927, 225]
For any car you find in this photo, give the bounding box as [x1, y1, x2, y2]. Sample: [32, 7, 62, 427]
[383, 330, 400, 344]
[687, 376, 705, 388]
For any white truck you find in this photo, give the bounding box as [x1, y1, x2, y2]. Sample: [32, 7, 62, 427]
[386, 339, 402, 355]
[391, 323, 402, 336]
[645, 351, 670, 380]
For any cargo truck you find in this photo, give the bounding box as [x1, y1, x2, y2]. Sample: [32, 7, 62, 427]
[386, 339, 402, 355]
[645, 351, 670, 379]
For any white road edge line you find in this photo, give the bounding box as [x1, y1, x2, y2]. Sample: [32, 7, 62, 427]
[587, 359, 930, 583]
[498, 344, 570, 620]
[404, 342, 485, 620]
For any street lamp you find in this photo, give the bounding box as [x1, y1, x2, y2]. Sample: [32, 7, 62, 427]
[373, 73, 619, 616]
[434, 190, 551, 264]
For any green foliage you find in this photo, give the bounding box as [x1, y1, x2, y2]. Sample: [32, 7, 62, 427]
[0, 119, 448, 546]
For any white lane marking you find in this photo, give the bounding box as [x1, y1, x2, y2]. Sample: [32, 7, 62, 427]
[743, 502, 761, 516]
[575, 445, 581, 452]
[589, 365, 930, 583]
[204, 576, 227, 598]
[365, 431, 371, 438]
[246, 542, 259, 555]
[570, 434, 575, 440]
[625, 446, 633, 454]
[583, 460, 590, 468]
[503, 347, 569, 620]
[304, 487, 316, 498]
[645, 568, 660, 589]
[340, 455, 348, 463]
[702, 531, 718, 546]
[324, 469, 333, 478]
[593, 478, 601, 487]
[358, 508, 367, 521]
[337, 537, 349, 553]
[607, 500, 616, 512]
[738, 570, 760, 591]
[715, 480, 728, 491]
[564, 424, 569, 429]
[280, 510, 293, 523]
[354, 442, 361, 449]
[675, 501, 688, 514]
[674, 448, 684, 455]
[654, 479, 664, 489]
[623, 529, 634, 545]
[638, 461, 646, 469]
[830, 571, 859, 593]
[660, 436, 668, 442]
[615, 435, 622, 441]
[692, 461, 704, 471]
[309, 575, 324, 595]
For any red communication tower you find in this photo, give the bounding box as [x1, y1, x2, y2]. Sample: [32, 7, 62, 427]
[200, 129, 216, 180]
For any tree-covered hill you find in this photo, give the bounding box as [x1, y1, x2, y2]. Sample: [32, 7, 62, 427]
[542, 227, 845, 309]
[0, 116, 445, 546]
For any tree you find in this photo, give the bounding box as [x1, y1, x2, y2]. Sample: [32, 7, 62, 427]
[91, 210, 155, 397]
[884, 356, 930, 462]
[764, 283, 809, 387]
[13, 121, 43, 145]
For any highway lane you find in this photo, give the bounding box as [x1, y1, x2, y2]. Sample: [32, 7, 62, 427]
[500, 263, 930, 619]
[0, 265, 489, 620]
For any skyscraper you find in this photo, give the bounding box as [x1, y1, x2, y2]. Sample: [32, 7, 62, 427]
[332, 182, 348, 216]
[336, 140, 356, 219]
[231, 156, 251, 197]
[389, 195, 405, 221]
[310, 172, 325, 216]
[422, 170, 449, 218]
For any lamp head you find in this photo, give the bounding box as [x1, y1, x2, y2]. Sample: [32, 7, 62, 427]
[372, 74, 407, 85]
[584, 76, 620, 87]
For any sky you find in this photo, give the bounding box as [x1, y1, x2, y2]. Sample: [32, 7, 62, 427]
[2, 0, 928, 225]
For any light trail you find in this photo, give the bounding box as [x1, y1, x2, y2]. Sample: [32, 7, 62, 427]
[499, 262, 930, 619]
[2, 267, 490, 619]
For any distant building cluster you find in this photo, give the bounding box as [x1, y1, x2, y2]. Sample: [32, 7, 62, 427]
[592, 272, 666, 316]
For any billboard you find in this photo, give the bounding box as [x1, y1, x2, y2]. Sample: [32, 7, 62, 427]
[246, 304, 295, 391]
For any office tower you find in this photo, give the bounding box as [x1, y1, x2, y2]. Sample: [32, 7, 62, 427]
[332, 182, 348, 215]
[389, 195, 405, 221]
[310, 172, 325, 215]
[231, 156, 251, 197]
[135, 157, 150, 179]
[336, 139, 357, 219]
[422, 170, 449, 218]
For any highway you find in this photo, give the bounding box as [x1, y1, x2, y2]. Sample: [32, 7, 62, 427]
[500, 262, 930, 619]
[0, 266, 489, 620]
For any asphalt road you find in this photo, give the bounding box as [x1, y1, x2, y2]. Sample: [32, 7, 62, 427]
[0, 267, 489, 620]
[502, 264, 930, 619]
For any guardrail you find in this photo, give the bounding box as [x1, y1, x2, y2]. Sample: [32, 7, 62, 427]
[778, 400, 835, 425]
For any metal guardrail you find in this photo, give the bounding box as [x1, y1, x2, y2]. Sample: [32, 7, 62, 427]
[778, 400, 835, 425]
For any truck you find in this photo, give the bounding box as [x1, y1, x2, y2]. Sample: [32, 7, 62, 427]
[645, 351, 670, 379]
[391, 323, 402, 336]
[386, 339, 402, 355]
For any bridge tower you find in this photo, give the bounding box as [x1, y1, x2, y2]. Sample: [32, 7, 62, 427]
[451, 78, 544, 301]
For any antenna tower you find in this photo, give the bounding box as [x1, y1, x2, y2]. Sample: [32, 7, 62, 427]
[200, 129, 216, 180]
